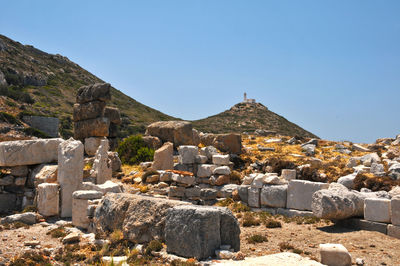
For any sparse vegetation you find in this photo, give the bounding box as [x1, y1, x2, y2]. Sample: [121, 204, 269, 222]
[242, 212, 261, 227]
[47, 227, 67, 238]
[247, 234, 268, 244]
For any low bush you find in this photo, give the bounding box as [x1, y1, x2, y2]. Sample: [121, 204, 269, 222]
[117, 135, 155, 165]
[145, 240, 163, 255]
[242, 212, 260, 227]
[264, 219, 282, 228]
[0, 112, 21, 125]
[247, 234, 268, 244]
[23, 127, 50, 138]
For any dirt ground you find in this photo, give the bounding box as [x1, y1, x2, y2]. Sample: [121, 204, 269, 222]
[1, 217, 398, 265]
[240, 219, 399, 265]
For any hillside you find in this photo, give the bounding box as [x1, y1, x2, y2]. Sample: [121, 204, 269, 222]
[0, 34, 176, 139]
[192, 102, 318, 138]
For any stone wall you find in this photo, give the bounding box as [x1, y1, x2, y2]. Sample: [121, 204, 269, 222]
[22, 116, 60, 137]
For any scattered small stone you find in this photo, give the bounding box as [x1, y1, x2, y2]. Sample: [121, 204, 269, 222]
[62, 232, 80, 244]
[24, 240, 40, 247]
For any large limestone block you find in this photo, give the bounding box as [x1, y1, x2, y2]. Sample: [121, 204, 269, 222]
[238, 185, 249, 204]
[248, 187, 260, 208]
[104, 107, 121, 125]
[152, 142, 174, 170]
[281, 169, 296, 181]
[73, 117, 110, 139]
[364, 198, 391, 223]
[319, 243, 352, 266]
[58, 138, 84, 218]
[260, 185, 287, 208]
[165, 205, 240, 260]
[29, 164, 57, 188]
[94, 193, 189, 243]
[212, 154, 230, 165]
[37, 183, 59, 217]
[142, 135, 162, 150]
[287, 180, 329, 211]
[73, 101, 106, 122]
[387, 224, 400, 239]
[178, 145, 198, 164]
[312, 185, 365, 220]
[81, 180, 123, 195]
[213, 133, 242, 154]
[91, 139, 112, 184]
[197, 164, 217, 178]
[146, 121, 194, 147]
[0, 138, 63, 167]
[72, 190, 103, 229]
[84, 137, 104, 156]
[76, 83, 111, 104]
[391, 197, 400, 225]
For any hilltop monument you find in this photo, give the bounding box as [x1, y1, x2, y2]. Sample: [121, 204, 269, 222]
[243, 92, 256, 104]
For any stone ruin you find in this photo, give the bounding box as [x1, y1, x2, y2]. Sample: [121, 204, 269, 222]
[73, 82, 121, 152]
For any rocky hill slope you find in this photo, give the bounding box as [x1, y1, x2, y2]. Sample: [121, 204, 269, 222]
[0, 34, 176, 139]
[0, 34, 317, 140]
[192, 102, 318, 138]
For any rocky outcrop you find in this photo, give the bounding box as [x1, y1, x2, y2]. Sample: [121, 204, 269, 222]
[0, 138, 64, 167]
[146, 121, 194, 147]
[94, 193, 189, 243]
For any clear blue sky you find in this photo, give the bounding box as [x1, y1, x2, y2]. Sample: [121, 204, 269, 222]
[1, 1, 399, 143]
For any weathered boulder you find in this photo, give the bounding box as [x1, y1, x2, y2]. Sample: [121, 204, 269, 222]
[200, 146, 219, 160]
[146, 121, 194, 147]
[37, 183, 59, 217]
[142, 136, 162, 150]
[197, 164, 217, 178]
[29, 164, 57, 188]
[152, 142, 174, 170]
[213, 134, 242, 154]
[337, 173, 357, 189]
[192, 129, 200, 146]
[74, 117, 110, 139]
[84, 137, 104, 156]
[104, 107, 121, 125]
[58, 138, 84, 217]
[213, 166, 231, 175]
[1, 212, 37, 225]
[261, 185, 287, 208]
[108, 152, 122, 173]
[287, 180, 329, 211]
[178, 145, 198, 164]
[76, 83, 111, 104]
[319, 243, 352, 266]
[73, 101, 106, 122]
[311, 185, 364, 220]
[165, 205, 240, 260]
[389, 163, 400, 180]
[94, 193, 189, 243]
[0, 138, 63, 167]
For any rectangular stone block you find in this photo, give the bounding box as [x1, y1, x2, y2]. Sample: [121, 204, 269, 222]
[58, 139, 84, 218]
[0, 193, 18, 213]
[37, 183, 59, 217]
[260, 185, 287, 208]
[0, 138, 64, 167]
[237, 185, 249, 204]
[248, 187, 260, 208]
[286, 180, 329, 211]
[391, 197, 400, 225]
[73, 117, 110, 139]
[387, 224, 400, 239]
[364, 198, 391, 223]
[73, 101, 106, 122]
[337, 218, 388, 234]
[276, 208, 314, 218]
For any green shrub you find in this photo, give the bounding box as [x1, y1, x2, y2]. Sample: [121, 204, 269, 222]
[117, 135, 155, 165]
[0, 85, 34, 104]
[242, 212, 260, 227]
[264, 219, 282, 228]
[145, 240, 163, 255]
[247, 234, 268, 244]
